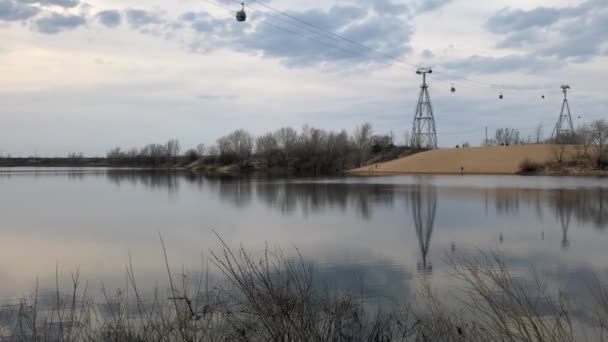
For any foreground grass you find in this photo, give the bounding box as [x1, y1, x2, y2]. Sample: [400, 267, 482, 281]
[1, 238, 607, 341]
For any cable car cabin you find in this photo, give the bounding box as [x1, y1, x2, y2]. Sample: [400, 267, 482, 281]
[499, 93, 504, 100]
[451, 86, 456, 93]
[236, 3, 246, 22]
[236, 9, 246, 22]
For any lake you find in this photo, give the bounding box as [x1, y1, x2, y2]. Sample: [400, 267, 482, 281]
[0, 169, 607, 319]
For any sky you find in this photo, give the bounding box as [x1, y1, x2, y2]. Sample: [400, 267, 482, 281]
[0, 0, 606, 156]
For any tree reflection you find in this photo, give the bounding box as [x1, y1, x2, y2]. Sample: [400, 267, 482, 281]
[252, 182, 395, 220]
[492, 187, 607, 231]
[495, 189, 520, 215]
[411, 185, 437, 275]
[106, 171, 182, 194]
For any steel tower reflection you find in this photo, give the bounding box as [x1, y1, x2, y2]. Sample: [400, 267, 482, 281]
[555, 190, 573, 250]
[411, 185, 437, 274]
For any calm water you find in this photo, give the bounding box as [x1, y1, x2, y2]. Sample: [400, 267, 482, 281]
[0, 169, 607, 313]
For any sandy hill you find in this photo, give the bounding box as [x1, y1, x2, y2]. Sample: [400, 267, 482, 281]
[349, 144, 572, 175]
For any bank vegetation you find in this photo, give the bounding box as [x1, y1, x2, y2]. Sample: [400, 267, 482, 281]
[1, 238, 607, 341]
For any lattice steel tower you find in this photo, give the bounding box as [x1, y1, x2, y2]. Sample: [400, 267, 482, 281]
[552, 85, 574, 140]
[411, 68, 438, 149]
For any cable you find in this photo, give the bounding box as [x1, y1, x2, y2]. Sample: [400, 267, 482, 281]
[201, 0, 413, 70]
[201, 0, 566, 100]
[240, 0, 553, 96]
[236, 0, 423, 71]
[223, 1, 518, 95]
[243, 0, 421, 69]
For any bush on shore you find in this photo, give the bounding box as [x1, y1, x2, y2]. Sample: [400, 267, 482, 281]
[519, 158, 543, 174]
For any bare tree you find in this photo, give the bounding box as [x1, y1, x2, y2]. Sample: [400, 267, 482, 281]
[275, 127, 298, 167]
[575, 125, 594, 160]
[196, 143, 206, 157]
[402, 130, 410, 148]
[207, 145, 219, 161]
[591, 119, 608, 167]
[256, 133, 278, 167]
[226, 129, 254, 164]
[495, 128, 521, 146]
[216, 136, 232, 162]
[166, 139, 181, 159]
[353, 122, 373, 167]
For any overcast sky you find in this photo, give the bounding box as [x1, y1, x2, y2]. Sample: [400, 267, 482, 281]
[0, 0, 606, 156]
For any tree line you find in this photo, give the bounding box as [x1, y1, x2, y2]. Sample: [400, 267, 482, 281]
[105, 123, 416, 173]
[486, 119, 608, 169]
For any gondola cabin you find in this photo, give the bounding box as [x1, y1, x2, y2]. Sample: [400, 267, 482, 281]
[236, 3, 246, 22]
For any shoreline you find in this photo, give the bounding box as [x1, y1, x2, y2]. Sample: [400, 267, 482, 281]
[347, 170, 608, 177]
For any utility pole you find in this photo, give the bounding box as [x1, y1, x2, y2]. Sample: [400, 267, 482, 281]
[551, 85, 574, 141]
[411, 68, 438, 149]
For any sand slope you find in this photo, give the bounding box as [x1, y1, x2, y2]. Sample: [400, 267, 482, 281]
[349, 144, 572, 175]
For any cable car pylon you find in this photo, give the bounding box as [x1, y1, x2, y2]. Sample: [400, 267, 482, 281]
[551, 85, 574, 141]
[411, 68, 438, 149]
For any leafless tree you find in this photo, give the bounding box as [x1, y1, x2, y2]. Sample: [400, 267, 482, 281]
[402, 130, 411, 148]
[591, 119, 608, 167]
[256, 133, 278, 167]
[165, 139, 181, 159]
[230, 129, 254, 162]
[207, 145, 219, 161]
[494, 128, 521, 146]
[275, 127, 298, 167]
[196, 144, 205, 157]
[216, 136, 231, 157]
[353, 122, 373, 167]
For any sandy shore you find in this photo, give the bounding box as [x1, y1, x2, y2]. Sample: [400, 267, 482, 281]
[348, 144, 579, 175]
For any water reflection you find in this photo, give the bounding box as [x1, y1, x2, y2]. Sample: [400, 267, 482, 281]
[487, 187, 608, 231]
[547, 188, 608, 231]
[411, 185, 437, 274]
[253, 182, 395, 220]
[555, 190, 573, 249]
[95, 172, 608, 232]
[106, 171, 183, 194]
[1, 171, 608, 322]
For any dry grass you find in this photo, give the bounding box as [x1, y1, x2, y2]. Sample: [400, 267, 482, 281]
[0, 239, 606, 341]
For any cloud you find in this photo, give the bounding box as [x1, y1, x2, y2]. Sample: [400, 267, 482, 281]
[197, 93, 237, 101]
[540, 8, 608, 60]
[225, 4, 413, 68]
[181, 11, 228, 34]
[125, 9, 163, 29]
[371, 0, 408, 15]
[416, 0, 454, 13]
[96, 10, 120, 28]
[420, 49, 434, 59]
[35, 13, 85, 34]
[443, 54, 563, 75]
[486, 7, 561, 34]
[495, 28, 543, 49]
[0, 0, 39, 21]
[16, 0, 79, 8]
[486, 0, 608, 60]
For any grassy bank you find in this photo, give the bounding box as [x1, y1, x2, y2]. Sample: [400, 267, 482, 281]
[1, 238, 606, 341]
